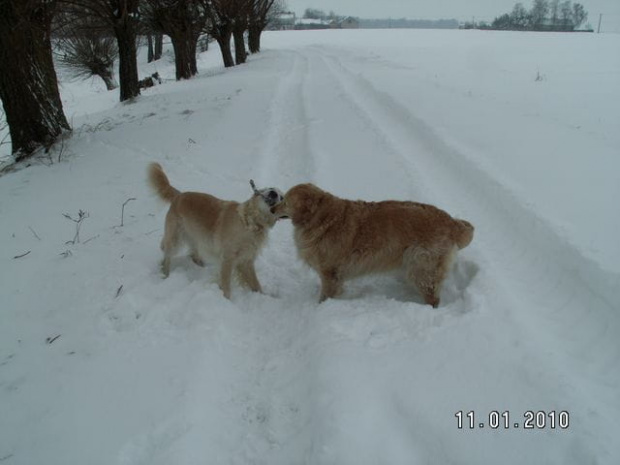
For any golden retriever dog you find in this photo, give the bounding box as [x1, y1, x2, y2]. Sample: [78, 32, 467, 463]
[148, 163, 283, 299]
[272, 184, 474, 307]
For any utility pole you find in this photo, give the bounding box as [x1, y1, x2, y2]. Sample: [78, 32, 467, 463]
[597, 13, 602, 33]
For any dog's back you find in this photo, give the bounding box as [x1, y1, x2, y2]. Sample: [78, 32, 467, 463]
[281, 183, 474, 306]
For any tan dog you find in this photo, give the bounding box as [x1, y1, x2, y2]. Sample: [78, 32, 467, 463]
[272, 184, 474, 307]
[148, 163, 283, 299]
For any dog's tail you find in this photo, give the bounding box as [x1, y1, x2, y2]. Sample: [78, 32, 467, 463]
[454, 219, 474, 249]
[148, 163, 180, 203]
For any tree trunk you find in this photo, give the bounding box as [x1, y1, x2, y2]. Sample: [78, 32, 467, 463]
[233, 26, 247, 64]
[216, 32, 235, 68]
[99, 68, 118, 91]
[170, 31, 196, 80]
[189, 36, 198, 76]
[154, 33, 163, 60]
[248, 25, 261, 53]
[147, 34, 154, 63]
[0, 1, 70, 161]
[113, 18, 140, 102]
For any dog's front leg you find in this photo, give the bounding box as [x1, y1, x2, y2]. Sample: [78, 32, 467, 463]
[219, 258, 234, 299]
[318, 267, 343, 303]
[237, 261, 262, 293]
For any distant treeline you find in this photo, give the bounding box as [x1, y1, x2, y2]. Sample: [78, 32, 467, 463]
[359, 18, 459, 29]
[302, 9, 459, 30]
[469, 0, 589, 31]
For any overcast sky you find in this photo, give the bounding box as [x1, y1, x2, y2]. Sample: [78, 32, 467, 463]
[285, 0, 620, 31]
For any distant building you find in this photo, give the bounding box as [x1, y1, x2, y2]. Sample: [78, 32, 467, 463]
[292, 15, 359, 31]
[338, 17, 360, 29]
[294, 18, 330, 30]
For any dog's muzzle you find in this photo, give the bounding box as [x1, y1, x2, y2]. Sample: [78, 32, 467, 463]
[263, 189, 283, 207]
[249, 180, 284, 210]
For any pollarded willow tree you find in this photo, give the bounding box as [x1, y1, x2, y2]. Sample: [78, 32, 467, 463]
[0, 0, 71, 161]
[202, 0, 236, 68]
[248, 0, 276, 53]
[142, 0, 207, 80]
[60, 0, 141, 101]
[231, 0, 251, 65]
[55, 16, 120, 91]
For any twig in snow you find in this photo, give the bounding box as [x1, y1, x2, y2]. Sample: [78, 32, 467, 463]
[59, 249, 73, 258]
[63, 209, 89, 244]
[13, 250, 31, 259]
[29, 226, 41, 241]
[46, 335, 61, 345]
[82, 234, 100, 245]
[119, 197, 136, 227]
[115, 285, 123, 298]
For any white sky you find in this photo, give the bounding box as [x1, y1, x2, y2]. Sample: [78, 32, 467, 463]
[284, 0, 620, 31]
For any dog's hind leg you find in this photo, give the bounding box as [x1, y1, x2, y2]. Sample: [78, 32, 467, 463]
[237, 261, 262, 293]
[318, 267, 343, 303]
[187, 241, 205, 267]
[190, 251, 205, 267]
[160, 213, 181, 278]
[404, 244, 456, 308]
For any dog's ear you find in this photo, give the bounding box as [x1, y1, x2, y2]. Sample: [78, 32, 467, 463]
[289, 184, 323, 223]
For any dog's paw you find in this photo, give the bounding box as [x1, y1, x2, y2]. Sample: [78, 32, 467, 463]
[190, 254, 205, 267]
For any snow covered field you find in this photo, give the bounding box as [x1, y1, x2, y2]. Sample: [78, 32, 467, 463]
[1, 29, 619, 465]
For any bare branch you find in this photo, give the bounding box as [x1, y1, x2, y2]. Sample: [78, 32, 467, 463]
[29, 226, 42, 241]
[119, 197, 136, 227]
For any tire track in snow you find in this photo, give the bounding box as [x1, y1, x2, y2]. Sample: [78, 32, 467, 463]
[205, 52, 325, 463]
[312, 44, 620, 448]
[299, 50, 431, 204]
[316, 44, 619, 343]
[255, 50, 316, 186]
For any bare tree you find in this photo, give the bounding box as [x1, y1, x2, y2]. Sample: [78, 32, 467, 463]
[147, 34, 155, 62]
[143, 0, 207, 79]
[549, 0, 560, 26]
[248, 0, 277, 54]
[60, 0, 141, 101]
[146, 32, 164, 62]
[559, 1, 573, 28]
[232, 0, 251, 65]
[530, 0, 550, 29]
[303, 7, 324, 20]
[572, 3, 587, 29]
[56, 24, 119, 90]
[154, 33, 164, 60]
[0, 0, 71, 161]
[510, 2, 530, 30]
[202, 0, 236, 68]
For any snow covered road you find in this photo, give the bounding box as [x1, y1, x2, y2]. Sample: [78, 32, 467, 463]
[1, 30, 619, 464]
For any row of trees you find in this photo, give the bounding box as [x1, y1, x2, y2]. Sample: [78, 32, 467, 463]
[302, 8, 341, 22]
[489, 0, 588, 31]
[0, 0, 280, 162]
